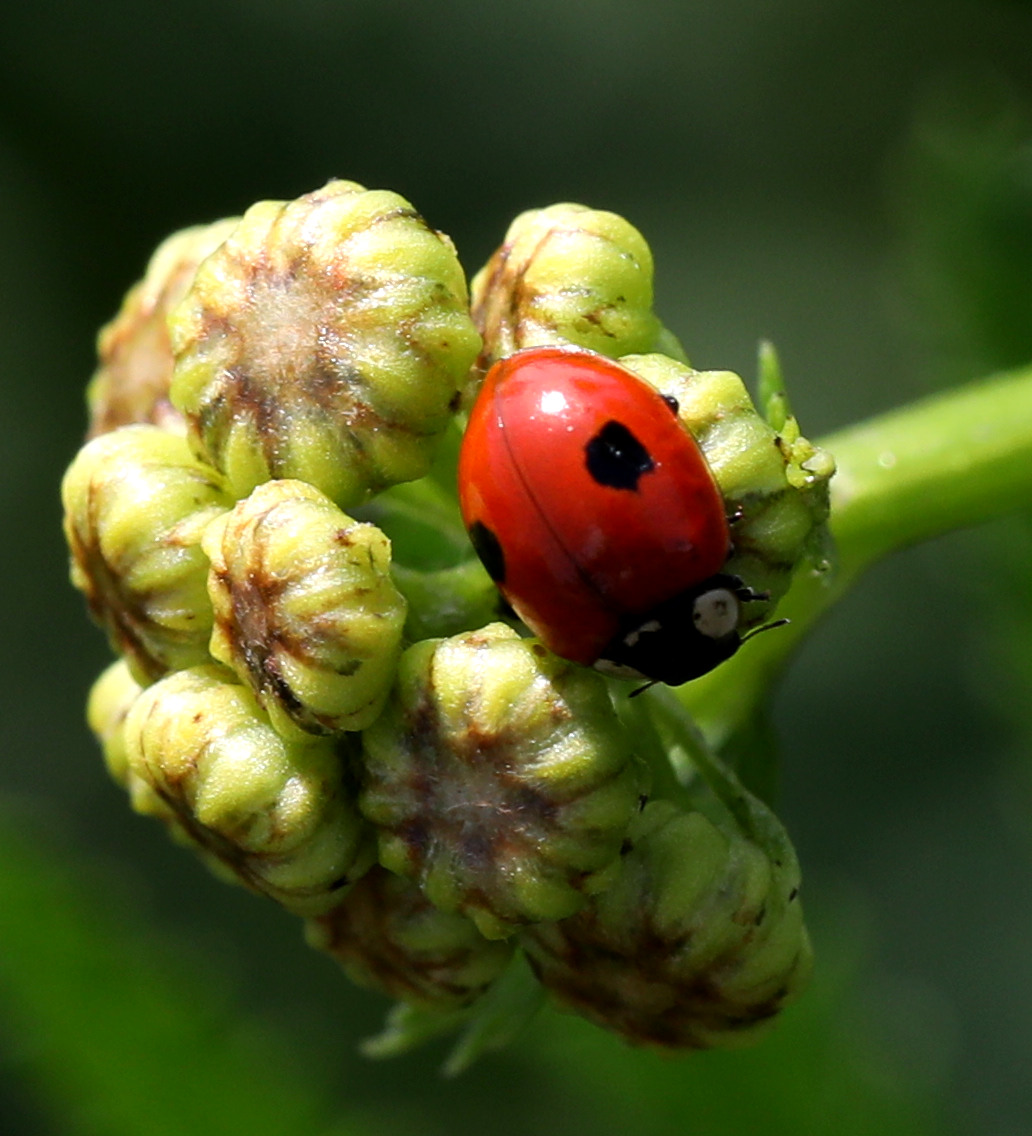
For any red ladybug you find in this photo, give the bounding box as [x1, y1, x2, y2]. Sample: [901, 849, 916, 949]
[458, 346, 762, 686]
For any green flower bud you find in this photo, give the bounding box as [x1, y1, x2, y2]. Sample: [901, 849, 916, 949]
[305, 865, 513, 1009]
[123, 664, 374, 914]
[61, 425, 232, 684]
[86, 658, 171, 819]
[169, 180, 482, 509]
[86, 657, 141, 789]
[470, 203, 683, 377]
[618, 354, 835, 617]
[86, 663, 238, 892]
[521, 799, 812, 1050]
[85, 663, 236, 908]
[202, 479, 407, 739]
[360, 623, 646, 940]
[87, 219, 238, 438]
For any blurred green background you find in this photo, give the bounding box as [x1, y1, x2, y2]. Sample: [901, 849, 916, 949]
[3, 2, 1032, 1134]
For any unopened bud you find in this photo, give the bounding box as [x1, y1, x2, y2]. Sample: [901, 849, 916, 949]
[360, 623, 645, 940]
[522, 799, 812, 1049]
[203, 479, 407, 739]
[470, 203, 681, 377]
[86, 658, 172, 819]
[87, 219, 238, 438]
[123, 664, 374, 914]
[305, 865, 513, 1008]
[169, 180, 481, 508]
[61, 425, 231, 683]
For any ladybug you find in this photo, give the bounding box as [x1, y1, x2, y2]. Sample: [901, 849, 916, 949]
[458, 346, 764, 686]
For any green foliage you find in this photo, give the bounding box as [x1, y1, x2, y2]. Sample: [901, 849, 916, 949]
[0, 806, 381, 1136]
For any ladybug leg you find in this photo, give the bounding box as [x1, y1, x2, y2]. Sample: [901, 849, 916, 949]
[719, 575, 790, 642]
[727, 576, 770, 604]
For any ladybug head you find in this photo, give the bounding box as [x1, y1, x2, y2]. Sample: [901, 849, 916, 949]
[595, 575, 766, 687]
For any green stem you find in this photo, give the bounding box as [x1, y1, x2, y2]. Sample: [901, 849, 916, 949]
[612, 682, 689, 803]
[676, 363, 1032, 748]
[829, 365, 1032, 573]
[644, 686, 799, 869]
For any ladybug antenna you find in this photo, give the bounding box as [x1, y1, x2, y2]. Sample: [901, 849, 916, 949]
[740, 617, 790, 645]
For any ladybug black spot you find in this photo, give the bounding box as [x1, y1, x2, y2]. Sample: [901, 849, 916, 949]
[584, 420, 655, 491]
[469, 520, 506, 584]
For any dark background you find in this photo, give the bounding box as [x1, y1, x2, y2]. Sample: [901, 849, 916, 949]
[3, 3, 1032, 1134]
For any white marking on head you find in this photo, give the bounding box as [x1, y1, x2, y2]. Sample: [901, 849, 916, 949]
[692, 588, 740, 641]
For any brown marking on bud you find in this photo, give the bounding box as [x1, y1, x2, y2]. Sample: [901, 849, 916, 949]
[204, 484, 404, 736]
[526, 888, 808, 1049]
[152, 771, 357, 906]
[523, 906, 801, 1049]
[172, 185, 478, 507]
[67, 462, 220, 682]
[369, 672, 630, 930]
[309, 866, 511, 1007]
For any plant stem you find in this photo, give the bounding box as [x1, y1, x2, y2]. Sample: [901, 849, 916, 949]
[828, 365, 1032, 574]
[675, 363, 1032, 747]
[644, 685, 800, 868]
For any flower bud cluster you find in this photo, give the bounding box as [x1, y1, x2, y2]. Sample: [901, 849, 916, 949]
[66, 186, 821, 1054]
[67, 180, 475, 921]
